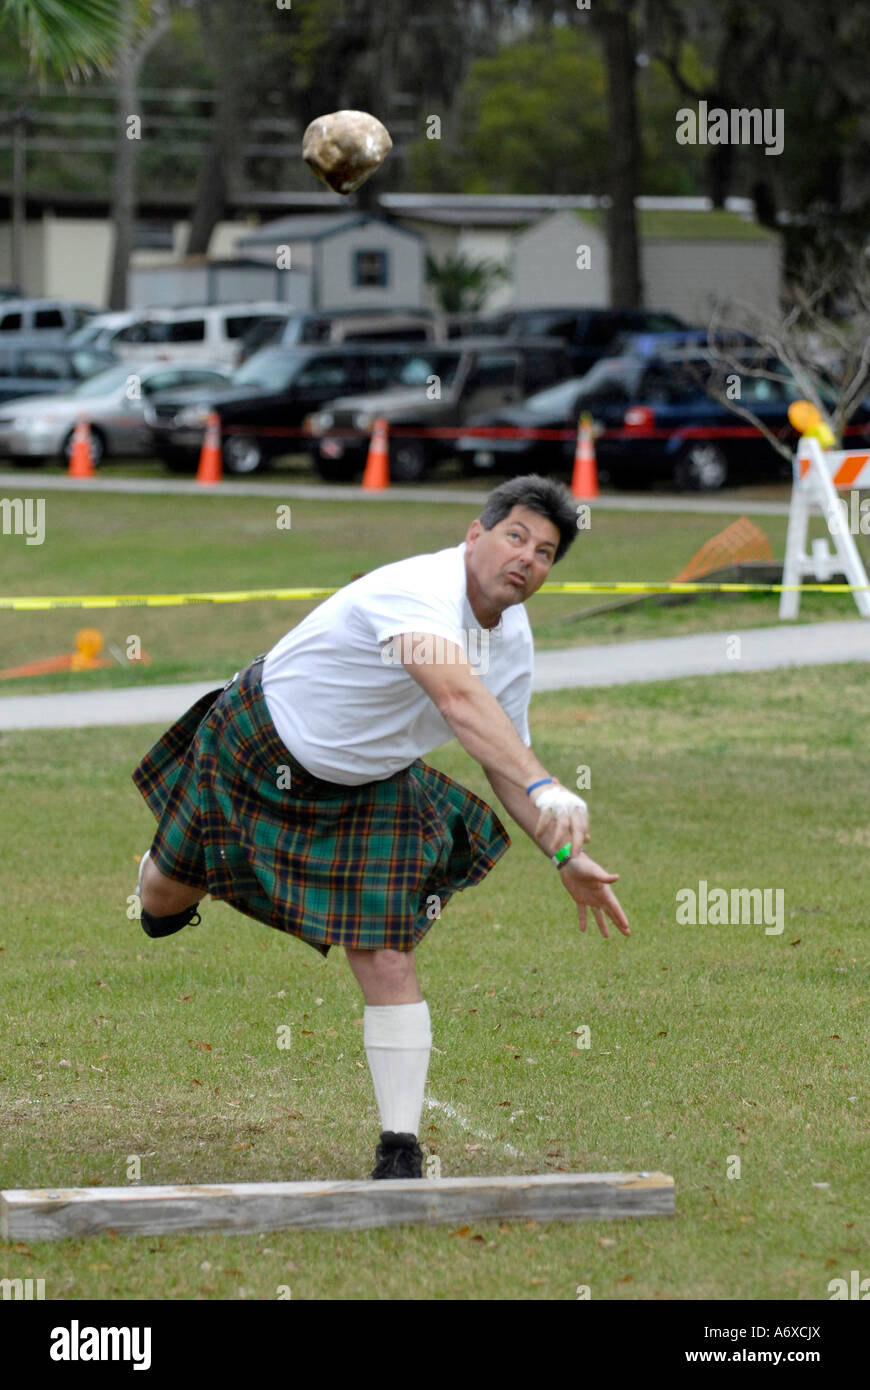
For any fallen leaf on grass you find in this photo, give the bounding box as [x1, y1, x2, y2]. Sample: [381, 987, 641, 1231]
[617, 1273, 634, 1284]
[449, 1226, 472, 1238]
[190, 1078, 202, 1087]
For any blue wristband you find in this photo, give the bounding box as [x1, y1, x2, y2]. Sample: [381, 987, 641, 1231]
[526, 777, 554, 796]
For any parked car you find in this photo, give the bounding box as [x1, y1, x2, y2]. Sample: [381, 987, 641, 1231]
[78, 302, 292, 369]
[455, 374, 590, 476]
[145, 342, 434, 474]
[306, 337, 573, 482]
[238, 308, 443, 363]
[0, 360, 231, 465]
[609, 328, 757, 358]
[0, 340, 117, 405]
[456, 349, 870, 490]
[0, 297, 98, 338]
[478, 307, 688, 376]
[565, 351, 870, 490]
[67, 311, 144, 353]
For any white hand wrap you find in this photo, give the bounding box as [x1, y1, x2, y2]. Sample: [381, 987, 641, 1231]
[530, 785, 588, 819]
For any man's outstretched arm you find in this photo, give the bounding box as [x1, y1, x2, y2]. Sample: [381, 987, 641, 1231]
[395, 633, 630, 940]
[397, 632, 587, 858]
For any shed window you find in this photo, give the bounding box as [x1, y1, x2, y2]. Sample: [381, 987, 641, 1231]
[353, 249, 389, 287]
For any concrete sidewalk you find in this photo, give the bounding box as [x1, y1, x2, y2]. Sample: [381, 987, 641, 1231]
[0, 620, 865, 731]
[0, 471, 792, 514]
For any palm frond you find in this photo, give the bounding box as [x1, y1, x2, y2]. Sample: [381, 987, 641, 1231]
[3, 0, 126, 79]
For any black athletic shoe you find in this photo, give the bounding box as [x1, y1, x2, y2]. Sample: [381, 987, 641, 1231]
[140, 904, 202, 938]
[136, 848, 202, 938]
[370, 1130, 424, 1180]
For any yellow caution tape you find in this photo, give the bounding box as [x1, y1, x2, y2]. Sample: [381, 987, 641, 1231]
[0, 581, 868, 611]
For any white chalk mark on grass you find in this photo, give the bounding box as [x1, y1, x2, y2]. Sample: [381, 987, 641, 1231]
[425, 1094, 521, 1158]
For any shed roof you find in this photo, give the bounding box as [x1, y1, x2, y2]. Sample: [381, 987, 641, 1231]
[237, 213, 423, 246]
[575, 208, 777, 241]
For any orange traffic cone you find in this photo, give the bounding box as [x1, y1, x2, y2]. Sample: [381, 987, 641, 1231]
[196, 411, 223, 485]
[68, 415, 96, 477]
[362, 417, 390, 490]
[570, 412, 599, 498]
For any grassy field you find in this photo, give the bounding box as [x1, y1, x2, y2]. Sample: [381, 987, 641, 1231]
[0, 664, 866, 1300]
[0, 488, 863, 697]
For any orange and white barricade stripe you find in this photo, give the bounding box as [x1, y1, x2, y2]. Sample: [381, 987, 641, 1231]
[780, 437, 870, 619]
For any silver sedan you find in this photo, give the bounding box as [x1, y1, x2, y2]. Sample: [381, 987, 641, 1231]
[0, 360, 231, 464]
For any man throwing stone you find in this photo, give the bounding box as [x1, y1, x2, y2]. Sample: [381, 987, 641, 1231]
[132, 474, 630, 1180]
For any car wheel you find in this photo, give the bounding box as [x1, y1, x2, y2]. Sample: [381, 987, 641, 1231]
[389, 437, 428, 483]
[674, 442, 729, 491]
[222, 434, 265, 475]
[61, 427, 105, 466]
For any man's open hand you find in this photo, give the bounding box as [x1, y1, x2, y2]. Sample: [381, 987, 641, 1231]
[558, 853, 631, 939]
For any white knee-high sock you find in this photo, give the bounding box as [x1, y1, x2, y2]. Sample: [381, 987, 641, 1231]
[363, 1001, 432, 1137]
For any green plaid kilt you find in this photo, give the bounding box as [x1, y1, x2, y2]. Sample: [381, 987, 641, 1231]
[132, 655, 511, 957]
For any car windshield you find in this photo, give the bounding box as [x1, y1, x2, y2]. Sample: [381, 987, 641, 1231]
[67, 321, 108, 347]
[523, 378, 588, 414]
[242, 318, 289, 353]
[575, 356, 644, 398]
[230, 351, 296, 393]
[395, 353, 461, 388]
[514, 313, 578, 339]
[72, 365, 134, 397]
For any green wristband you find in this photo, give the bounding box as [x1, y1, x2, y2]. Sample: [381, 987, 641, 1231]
[551, 844, 572, 869]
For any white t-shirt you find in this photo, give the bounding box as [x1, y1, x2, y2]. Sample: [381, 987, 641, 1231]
[261, 541, 533, 785]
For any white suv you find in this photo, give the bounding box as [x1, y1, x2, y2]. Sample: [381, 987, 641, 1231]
[0, 298, 98, 338]
[106, 302, 291, 368]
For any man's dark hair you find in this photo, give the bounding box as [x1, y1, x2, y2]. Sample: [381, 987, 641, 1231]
[477, 474, 580, 564]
